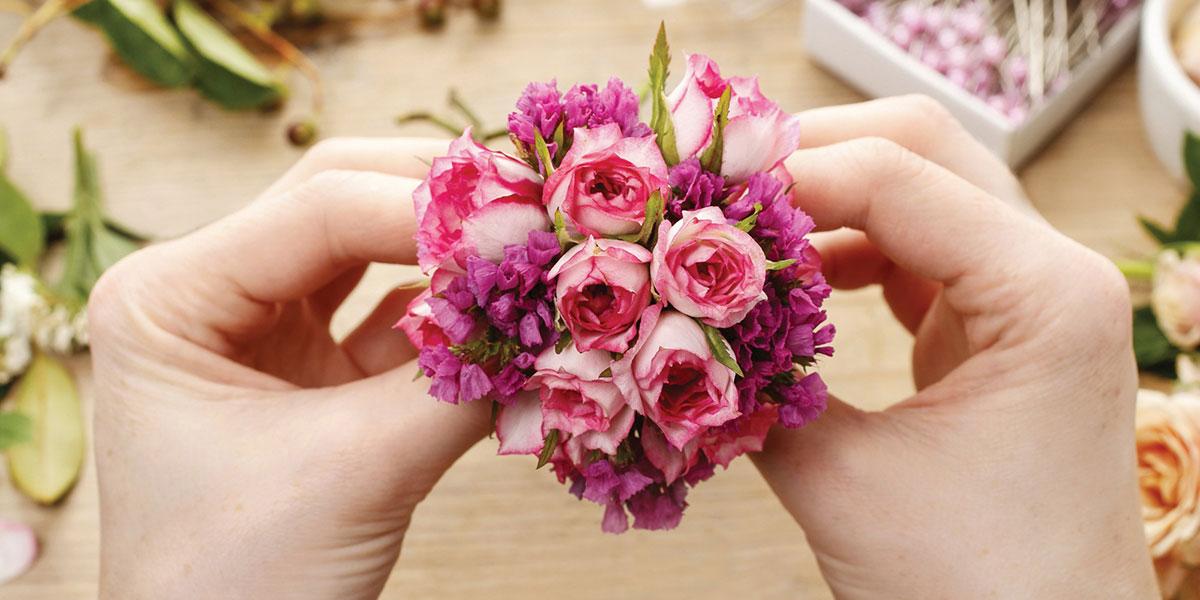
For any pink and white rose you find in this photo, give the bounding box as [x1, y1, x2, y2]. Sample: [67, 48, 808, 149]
[700, 404, 778, 468]
[667, 53, 802, 183]
[652, 207, 767, 328]
[394, 288, 449, 350]
[548, 238, 652, 353]
[543, 123, 669, 237]
[496, 346, 633, 457]
[613, 307, 739, 449]
[413, 131, 548, 274]
[1153, 249, 1200, 351]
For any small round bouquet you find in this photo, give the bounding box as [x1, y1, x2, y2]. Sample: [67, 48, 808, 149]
[398, 25, 835, 533]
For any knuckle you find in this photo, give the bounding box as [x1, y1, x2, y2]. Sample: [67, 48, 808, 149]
[896, 94, 961, 132]
[87, 247, 158, 345]
[1048, 247, 1132, 346]
[845, 136, 928, 182]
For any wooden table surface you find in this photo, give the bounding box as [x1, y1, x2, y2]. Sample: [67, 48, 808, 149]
[0, 0, 1187, 598]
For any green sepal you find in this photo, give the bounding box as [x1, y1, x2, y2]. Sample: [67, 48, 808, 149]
[616, 191, 664, 246]
[647, 22, 679, 165]
[174, 0, 286, 110]
[766, 258, 797, 271]
[699, 85, 732, 173]
[534, 130, 555, 177]
[553, 209, 582, 249]
[1133, 306, 1178, 369]
[536, 429, 560, 469]
[552, 120, 568, 163]
[554, 330, 573, 354]
[735, 203, 763, 233]
[700, 322, 743, 377]
[74, 0, 197, 88]
[1175, 192, 1200, 242]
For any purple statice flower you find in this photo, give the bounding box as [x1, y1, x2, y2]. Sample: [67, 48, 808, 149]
[507, 80, 563, 151]
[666, 158, 725, 221]
[563, 78, 651, 139]
[723, 170, 835, 425]
[626, 480, 688, 531]
[418, 230, 562, 405]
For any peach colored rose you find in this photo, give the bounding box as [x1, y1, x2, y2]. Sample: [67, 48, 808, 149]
[1153, 249, 1200, 351]
[1137, 389, 1200, 597]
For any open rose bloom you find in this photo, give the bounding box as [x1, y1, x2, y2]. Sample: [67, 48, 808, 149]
[398, 26, 834, 533]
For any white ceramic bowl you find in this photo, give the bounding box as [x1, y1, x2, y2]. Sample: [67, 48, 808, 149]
[1140, 0, 1200, 181]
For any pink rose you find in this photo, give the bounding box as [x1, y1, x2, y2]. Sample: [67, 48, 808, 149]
[651, 206, 767, 328]
[700, 404, 778, 468]
[547, 237, 652, 353]
[641, 421, 699, 484]
[543, 123, 669, 237]
[394, 288, 449, 350]
[667, 54, 802, 183]
[496, 346, 634, 457]
[528, 345, 634, 456]
[413, 131, 548, 274]
[613, 307, 739, 449]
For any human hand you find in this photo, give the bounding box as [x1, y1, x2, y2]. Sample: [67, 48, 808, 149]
[753, 96, 1159, 598]
[88, 139, 489, 599]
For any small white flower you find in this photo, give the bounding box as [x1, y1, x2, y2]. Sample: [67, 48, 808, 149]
[1153, 249, 1200, 351]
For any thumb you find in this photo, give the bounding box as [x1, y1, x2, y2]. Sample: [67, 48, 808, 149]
[751, 395, 875, 524]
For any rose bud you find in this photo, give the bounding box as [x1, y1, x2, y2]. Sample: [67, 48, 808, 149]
[652, 206, 767, 328]
[613, 308, 739, 449]
[394, 288, 449, 350]
[547, 237, 652, 353]
[413, 130, 548, 275]
[543, 122, 669, 237]
[527, 345, 634, 457]
[666, 54, 802, 183]
[1136, 389, 1200, 597]
[1153, 248, 1200, 351]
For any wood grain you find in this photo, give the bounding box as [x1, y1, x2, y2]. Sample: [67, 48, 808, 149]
[0, 0, 1185, 597]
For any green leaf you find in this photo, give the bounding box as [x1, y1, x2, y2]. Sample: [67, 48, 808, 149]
[699, 85, 731, 173]
[1185, 131, 1200, 191]
[0, 411, 32, 451]
[54, 130, 141, 306]
[6, 352, 85, 505]
[1176, 192, 1200, 241]
[0, 125, 8, 172]
[766, 258, 797, 271]
[174, 0, 286, 110]
[74, 0, 196, 88]
[617, 191, 664, 246]
[1133, 306, 1179, 369]
[700, 322, 743, 377]
[534, 130, 554, 177]
[536, 429, 560, 469]
[647, 22, 679, 165]
[0, 174, 44, 268]
[735, 203, 763, 233]
[1139, 216, 1175, 244]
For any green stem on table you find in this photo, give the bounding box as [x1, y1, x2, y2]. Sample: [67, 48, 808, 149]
[447, 88, 483, 132]
[480, 128, 509, 142]
[396, 111, 466, 137]
[0, 0, 90, 78]
[1117, 259, 1155, 281]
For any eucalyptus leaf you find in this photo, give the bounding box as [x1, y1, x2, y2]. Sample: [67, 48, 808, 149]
[6, 352, 84, 505]
[174, 0, 286, 110]
[1133, 306, 1178, 369]
[74, 0, 196, 88]
[647, 22, 679, 165]
[701, 323, 743, 377]
[0, 175, 44, 268]
[0, 412, 31, 451]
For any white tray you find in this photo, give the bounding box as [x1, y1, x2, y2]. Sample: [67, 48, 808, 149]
[803, 0, 1142, 168]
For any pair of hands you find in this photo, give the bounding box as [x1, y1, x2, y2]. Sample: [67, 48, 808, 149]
[90, 96, 1158, 599]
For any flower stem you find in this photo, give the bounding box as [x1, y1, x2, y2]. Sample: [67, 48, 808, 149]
[1116, 259, 1155, 280]
[447, 88, 483, 131]
[395, 111, 466, 137]
[0, 0, 89, 79]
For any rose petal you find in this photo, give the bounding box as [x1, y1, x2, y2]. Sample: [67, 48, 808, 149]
[496, 392, 545, 455]
[0, 519, 37, 585]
